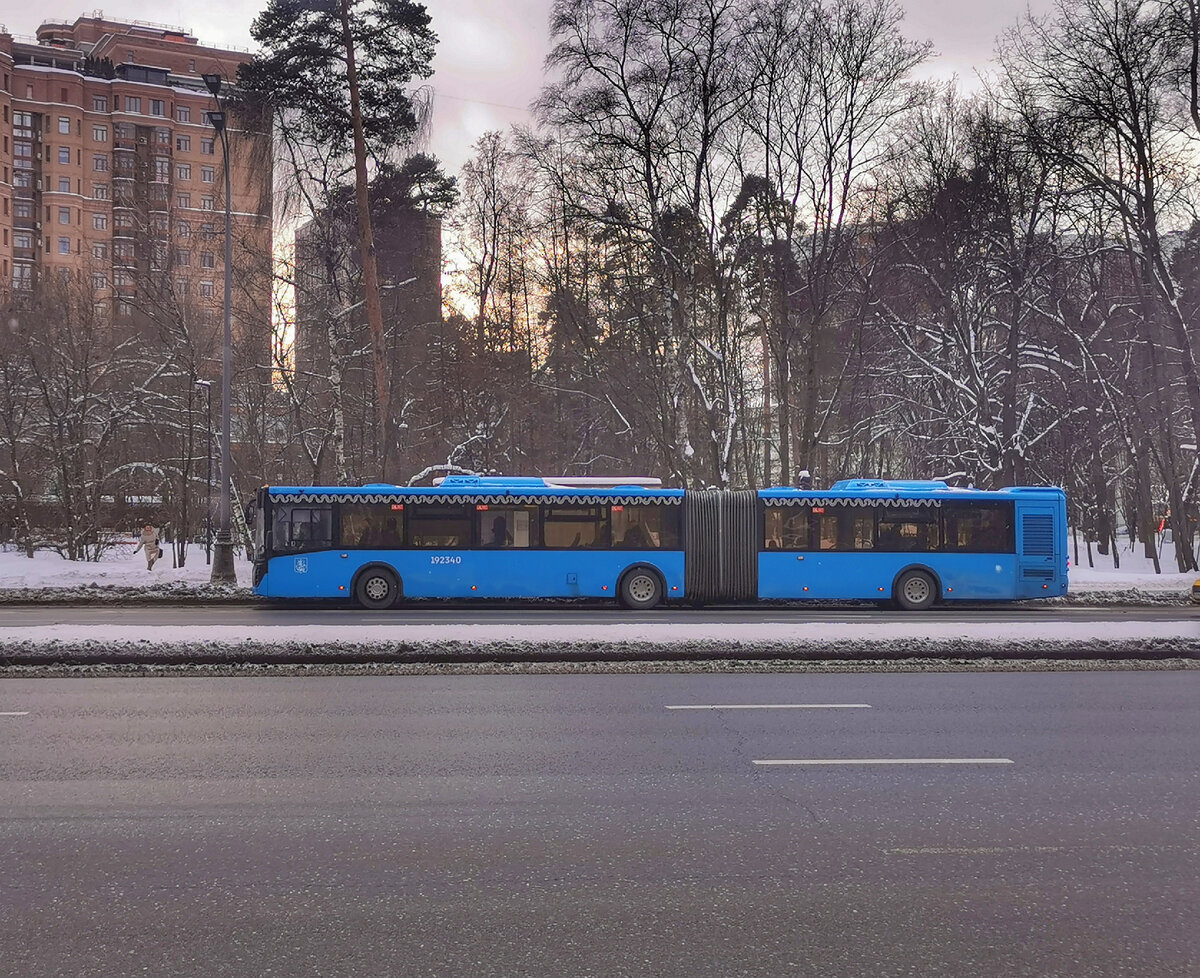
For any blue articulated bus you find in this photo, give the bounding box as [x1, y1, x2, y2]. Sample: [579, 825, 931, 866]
[250, 476, 1067, 610]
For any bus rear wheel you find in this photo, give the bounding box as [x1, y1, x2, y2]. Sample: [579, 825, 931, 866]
[894, 570, 936, 611]
[355, 567, 400, 610]
[620, 568, 662, 610]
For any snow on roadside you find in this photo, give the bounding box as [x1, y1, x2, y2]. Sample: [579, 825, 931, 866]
[4, 619, 1196, 648]
[0, 544, 250, 595]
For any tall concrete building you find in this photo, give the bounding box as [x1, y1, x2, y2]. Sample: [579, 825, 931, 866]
[0, 15, 271, 355]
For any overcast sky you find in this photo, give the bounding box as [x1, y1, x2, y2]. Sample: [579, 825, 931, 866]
[0, 0, 1056, 171]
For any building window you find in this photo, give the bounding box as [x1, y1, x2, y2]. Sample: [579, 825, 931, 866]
[93, 213, 108, 230]
[114, 269, 132, 286]
[150, 99, 165, 117]
[58, 116, 70, 134]
[177, 135, 191, 152]
[115, 241, 135, 259]
[93, 183, 109, 200]
[14, 202, 32, 219]
[118, 300, 133, 317]
[176, 280, 190, 297]
[177, 163, 192, 181]
[114, 122, 132, 141]
[58, 207, 71, 225]
[13, 171, 31, 188]
[58, 237, 71, 255]
[151, 184, 168, 201]
[93, 126, 108, 143]
[201, 166, 215, 184]
[126, 97, 141, 114]
[201, 138, 214, 155]
[177, 193, 191, 208]
[178, 222, 191, 237]
[200, 251, 215, 268]
[92, 243, 108, 259]
[200, 281, 214, 298]
[93, 155, 109, 172]
[58, 147, 71, 164]
[59, 177, 71, 193]
[177, 105, 191, 123]
[156, 128, 170, 144]
[115, 213, 132, 228]
[152, 215, 169, 232]
[155, 158, 170, 181]
[201, 196, 215, 211]
[92, 273, 108, 290]
[92, 96, 107, 112]
[189, 59, 196, 72]
[176, 250, 191, 267]
[14, 232, 32, 249]
[13, 265, 32, 290]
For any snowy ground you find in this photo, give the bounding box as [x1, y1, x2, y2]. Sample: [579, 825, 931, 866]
[0, 542, 249, 590]
[0, 536, 1194, 602]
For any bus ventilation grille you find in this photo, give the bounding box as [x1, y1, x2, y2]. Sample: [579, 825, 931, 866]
[684, 490, 758, 603]
[1021, 515, 1054, 556]
[1021, 566, 1055, 580]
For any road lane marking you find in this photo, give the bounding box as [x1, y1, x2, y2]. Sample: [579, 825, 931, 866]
[0, 711, 29, 716]
[666, 704, 871, 710]
[753, 758, 1013, 766]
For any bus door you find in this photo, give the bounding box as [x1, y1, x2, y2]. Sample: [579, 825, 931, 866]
[1016, 503, 1059, 590]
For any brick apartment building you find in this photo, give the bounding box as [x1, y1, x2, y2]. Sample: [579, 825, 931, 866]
[0, 15, 271, 357]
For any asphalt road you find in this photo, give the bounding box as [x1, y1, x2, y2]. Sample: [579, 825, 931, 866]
[0, 602, 1195, 626]
[1, 671, 1196, 977]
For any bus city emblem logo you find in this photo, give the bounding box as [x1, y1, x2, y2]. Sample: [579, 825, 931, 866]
[294, 557, 308, 574]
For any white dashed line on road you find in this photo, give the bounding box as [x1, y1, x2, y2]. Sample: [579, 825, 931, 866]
[0, 711, 30, 716]
[753, 758, 1014, 766]
[666, 703, 871, 710]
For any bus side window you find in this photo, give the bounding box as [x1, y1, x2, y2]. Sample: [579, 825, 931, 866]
[763, 507, 812, 550]
[942, 502, 1014, 553]
[612, 503, 679, 549]
[273, 505, 332, 552]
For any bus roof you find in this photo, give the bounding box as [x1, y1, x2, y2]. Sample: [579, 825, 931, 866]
[266, 477, 684, 505]
[760, 481, 1064, 501]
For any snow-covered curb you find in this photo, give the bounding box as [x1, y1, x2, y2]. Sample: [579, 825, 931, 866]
[0, 587, 1191, 606]
[1, 631, 1196, 669]
[0, 582, 254, 604]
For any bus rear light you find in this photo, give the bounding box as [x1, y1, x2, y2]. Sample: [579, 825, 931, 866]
[1043, 584, 1048, 589]
[878, 587, 884, 592]
[338, 585, 345, 590]
[602, 585, 608, 590]
[946, 587, 952, 592]
[672, 586, 678, 591]
[471, 585, 478, 590]
[803, 586, 809, 591]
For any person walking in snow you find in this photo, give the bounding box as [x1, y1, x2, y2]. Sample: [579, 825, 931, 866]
[133, 524, 161, 571]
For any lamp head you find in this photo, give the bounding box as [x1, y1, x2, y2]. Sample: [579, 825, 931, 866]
[207, 110, 226, 134]
[202, 73, 222, 96]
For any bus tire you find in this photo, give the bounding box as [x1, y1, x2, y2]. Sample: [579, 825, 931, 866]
[894, 569, 936, 611]
[619, 567, 663, 610]
[354, 566, 401, 610]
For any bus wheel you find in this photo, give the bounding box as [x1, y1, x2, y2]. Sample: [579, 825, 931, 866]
[355, 568, 400, 610]
[895, 570, 936, 611]
[620, 568, 662, 610]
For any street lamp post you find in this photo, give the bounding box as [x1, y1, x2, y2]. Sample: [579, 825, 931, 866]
[204, 73, 237, 584]
[194, 379, 213, 565]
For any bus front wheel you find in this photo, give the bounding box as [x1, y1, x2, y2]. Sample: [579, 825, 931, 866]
[355, 567, 400, 610]
[619, 568, 663, 610]
[894, 570, 936, 611]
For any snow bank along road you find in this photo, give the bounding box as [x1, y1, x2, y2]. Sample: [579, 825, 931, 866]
[0, 605, 1196, 669]
[0, 672, 1196, 977]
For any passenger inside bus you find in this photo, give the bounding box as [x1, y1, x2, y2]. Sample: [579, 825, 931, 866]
[489, 516, 512, 547]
